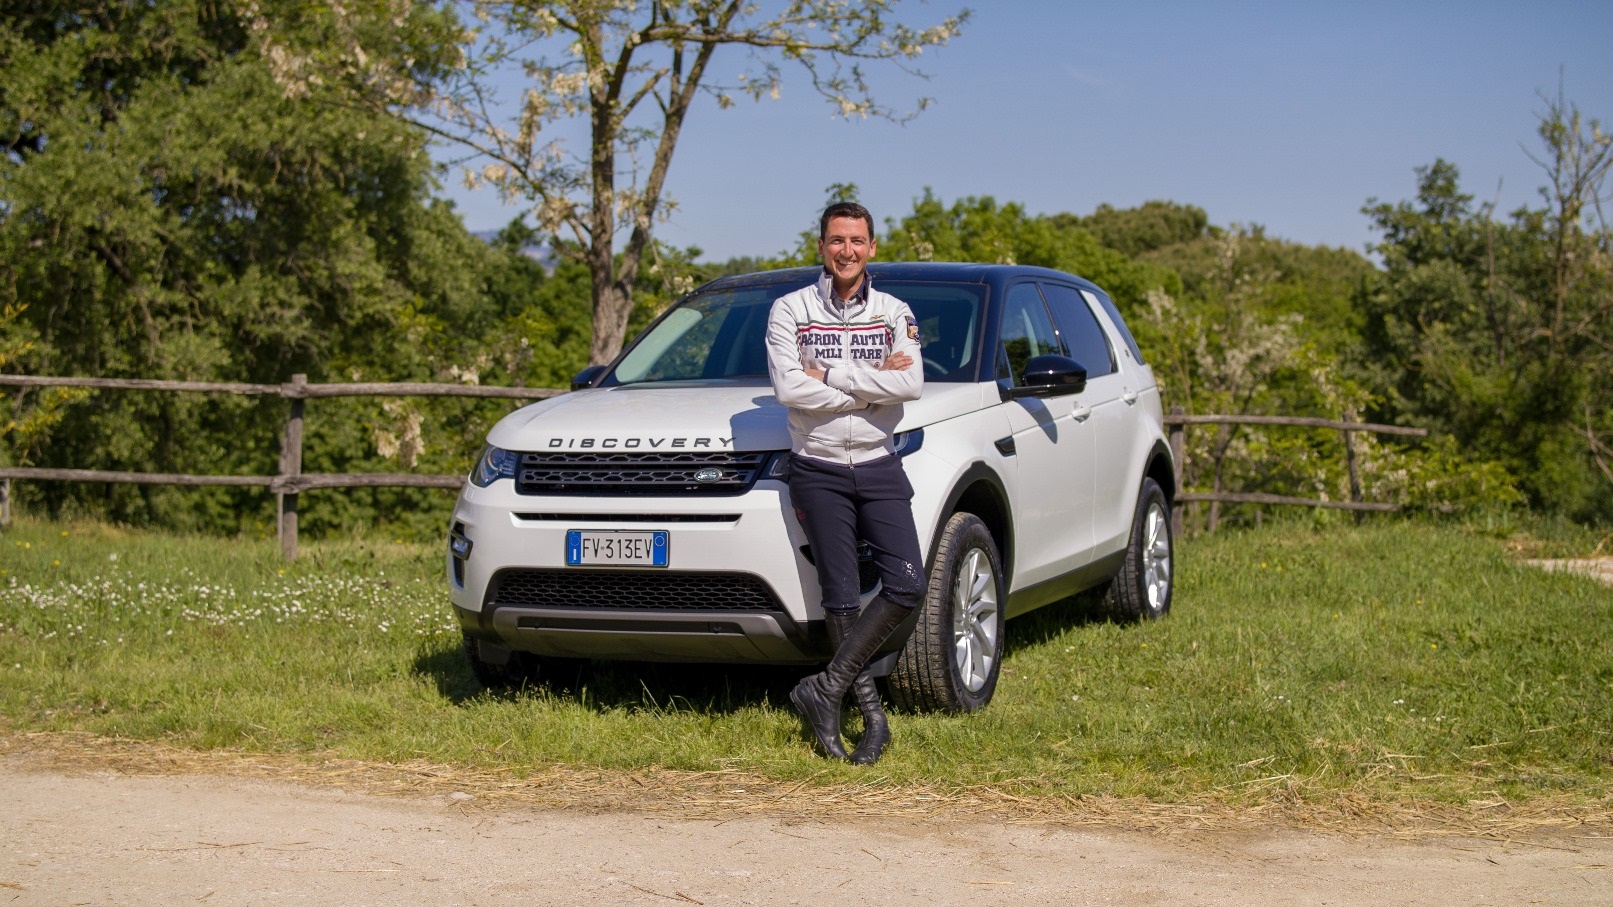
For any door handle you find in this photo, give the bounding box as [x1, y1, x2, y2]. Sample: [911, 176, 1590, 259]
[1122, 390, 1138, 405]
[1070, 405, 1092, 422]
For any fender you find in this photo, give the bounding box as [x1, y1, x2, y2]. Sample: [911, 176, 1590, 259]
[926, 460, 1014, 580]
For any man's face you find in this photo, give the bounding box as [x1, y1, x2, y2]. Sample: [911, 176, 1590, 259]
[818, 215, 876, 291]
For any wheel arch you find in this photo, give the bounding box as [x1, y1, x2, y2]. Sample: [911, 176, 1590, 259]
[929, 462, 1014, 581]
[1144, 438, 1176, 508]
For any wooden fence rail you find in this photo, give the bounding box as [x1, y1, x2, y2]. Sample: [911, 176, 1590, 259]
[1163, 408, 1429, 534]
[1, 375, 1430, 555]
[0, 373, 560, 559]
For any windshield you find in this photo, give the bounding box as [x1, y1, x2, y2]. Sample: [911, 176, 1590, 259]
[611, 280, 986, 385]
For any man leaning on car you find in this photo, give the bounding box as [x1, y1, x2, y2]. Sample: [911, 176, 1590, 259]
[766, 202, 926, 765]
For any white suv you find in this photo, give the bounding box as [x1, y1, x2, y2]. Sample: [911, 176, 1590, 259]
[448, 263, 1175, 712]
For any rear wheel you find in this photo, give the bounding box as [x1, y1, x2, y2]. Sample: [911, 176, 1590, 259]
[887, 512, 1006, 714]
[1101, 478, 1173, 621]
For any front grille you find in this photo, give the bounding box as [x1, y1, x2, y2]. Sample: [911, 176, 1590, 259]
[515, 451, 772, 496]
[490, 569, 784, 612]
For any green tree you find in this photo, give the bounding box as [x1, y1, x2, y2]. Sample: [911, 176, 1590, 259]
[1063, 199, 1209, 258]
[0, 1, 508, 534]
[254, 1, 969, 366]
[1137, 229, 1360, 529]
[1361, 91, 1613, 521]
[880, 190, 1180, 315]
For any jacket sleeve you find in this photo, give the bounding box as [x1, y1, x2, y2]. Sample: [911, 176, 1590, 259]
[823, 300, 925, 405]
[766, 297, 867, 413]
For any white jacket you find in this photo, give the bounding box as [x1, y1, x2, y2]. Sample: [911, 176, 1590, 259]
[766, 272, 924, 465]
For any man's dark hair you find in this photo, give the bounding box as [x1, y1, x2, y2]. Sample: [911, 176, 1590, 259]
[819, 202, 875, 241]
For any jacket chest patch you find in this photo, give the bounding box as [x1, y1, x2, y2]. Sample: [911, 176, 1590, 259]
[798, 323, 892, 362]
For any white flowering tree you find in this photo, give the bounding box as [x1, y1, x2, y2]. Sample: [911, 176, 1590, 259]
[254, 1, 968, 366]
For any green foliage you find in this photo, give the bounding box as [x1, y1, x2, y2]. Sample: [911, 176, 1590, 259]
[1365, 434, 1526, 516]
[1, 303, 88, 468]
[0, 3, 596, 539]
[1128, 226, 1406, 529]
[3, 517, 1609, 809]
[1360, 92, 1613, 522]
[880, 189, 1182, 315]
[1060, 199, 1210, 258]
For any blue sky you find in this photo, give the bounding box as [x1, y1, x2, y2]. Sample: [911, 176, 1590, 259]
[434, 1, 1613, 262]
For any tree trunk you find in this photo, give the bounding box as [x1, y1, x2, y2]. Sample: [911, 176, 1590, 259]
[589, 275, 635, 365]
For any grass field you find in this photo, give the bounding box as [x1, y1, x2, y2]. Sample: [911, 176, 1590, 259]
[2, 514, 1609, 816]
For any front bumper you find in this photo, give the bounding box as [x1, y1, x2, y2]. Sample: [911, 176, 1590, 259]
[447, 476, 829, 664]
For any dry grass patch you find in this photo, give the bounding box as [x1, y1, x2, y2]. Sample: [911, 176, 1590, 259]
[6, 730, 1609, 844]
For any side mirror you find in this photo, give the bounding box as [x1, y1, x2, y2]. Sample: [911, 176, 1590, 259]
[1004, 354, 1087, 399]
[570, 364, 608, 391]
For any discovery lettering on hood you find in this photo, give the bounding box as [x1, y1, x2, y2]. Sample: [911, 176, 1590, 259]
[546, 436, 735, 449]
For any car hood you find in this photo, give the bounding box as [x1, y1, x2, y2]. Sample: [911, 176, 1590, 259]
[486, 381, 992, 453]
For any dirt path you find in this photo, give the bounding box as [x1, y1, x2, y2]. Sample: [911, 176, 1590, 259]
[4, 758, 1610, 907]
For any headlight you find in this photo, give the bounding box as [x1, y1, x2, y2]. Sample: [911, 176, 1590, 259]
[470, 445, 519, 487]
[894, 428, 925, 457]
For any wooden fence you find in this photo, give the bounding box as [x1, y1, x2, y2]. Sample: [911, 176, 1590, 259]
[0, 374, 559, 559]
[1, 376, 1428, 557]
[1164, 407, 1429, 534]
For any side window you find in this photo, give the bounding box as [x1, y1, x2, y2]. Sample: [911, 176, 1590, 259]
[1040, 283, 1115, 378]
[1084, 287, 1146, 365]
[995, 282, 1061, 385]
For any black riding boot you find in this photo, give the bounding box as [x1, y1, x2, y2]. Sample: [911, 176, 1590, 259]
[791, 596, 909, 760]
[826, 611, 892, 765]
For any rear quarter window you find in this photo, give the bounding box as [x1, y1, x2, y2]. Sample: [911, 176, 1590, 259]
[1084, 287, 1146, 366]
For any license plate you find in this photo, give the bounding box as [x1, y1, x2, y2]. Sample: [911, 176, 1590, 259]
[565, 530, 669, 567]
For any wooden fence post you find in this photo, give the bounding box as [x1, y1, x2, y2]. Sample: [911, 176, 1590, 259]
[1344, 408, 1363, 524]
[1169, 406, 1185, 538]
[0, 478, 9, 527]
[278, 374, 306, 561]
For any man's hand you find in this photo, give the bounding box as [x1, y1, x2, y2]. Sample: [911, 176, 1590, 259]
[804, 367, 827, 382]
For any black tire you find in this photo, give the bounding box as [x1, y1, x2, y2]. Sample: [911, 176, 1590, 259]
[886, 512, 1006, 714]
[1101, 478, 1174, 621]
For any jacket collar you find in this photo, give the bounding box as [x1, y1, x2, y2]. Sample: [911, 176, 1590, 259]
[816, 269, 870, 313]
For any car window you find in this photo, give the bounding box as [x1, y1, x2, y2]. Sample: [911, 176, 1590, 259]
[1084, 287, 1146, 365]
[1040, 283, 1115, 378]
[878, 282, 983, 382]
[610, 280, 986, 385]
[613, 289, 776, 383]
[995, 282, 1061, 386]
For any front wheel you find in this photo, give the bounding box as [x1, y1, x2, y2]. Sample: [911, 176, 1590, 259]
[886, 512, 1006, 714]
[1101, 478, 1174, 621]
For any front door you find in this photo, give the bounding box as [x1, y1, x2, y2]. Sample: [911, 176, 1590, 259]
[994, 281, 1096, 591]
